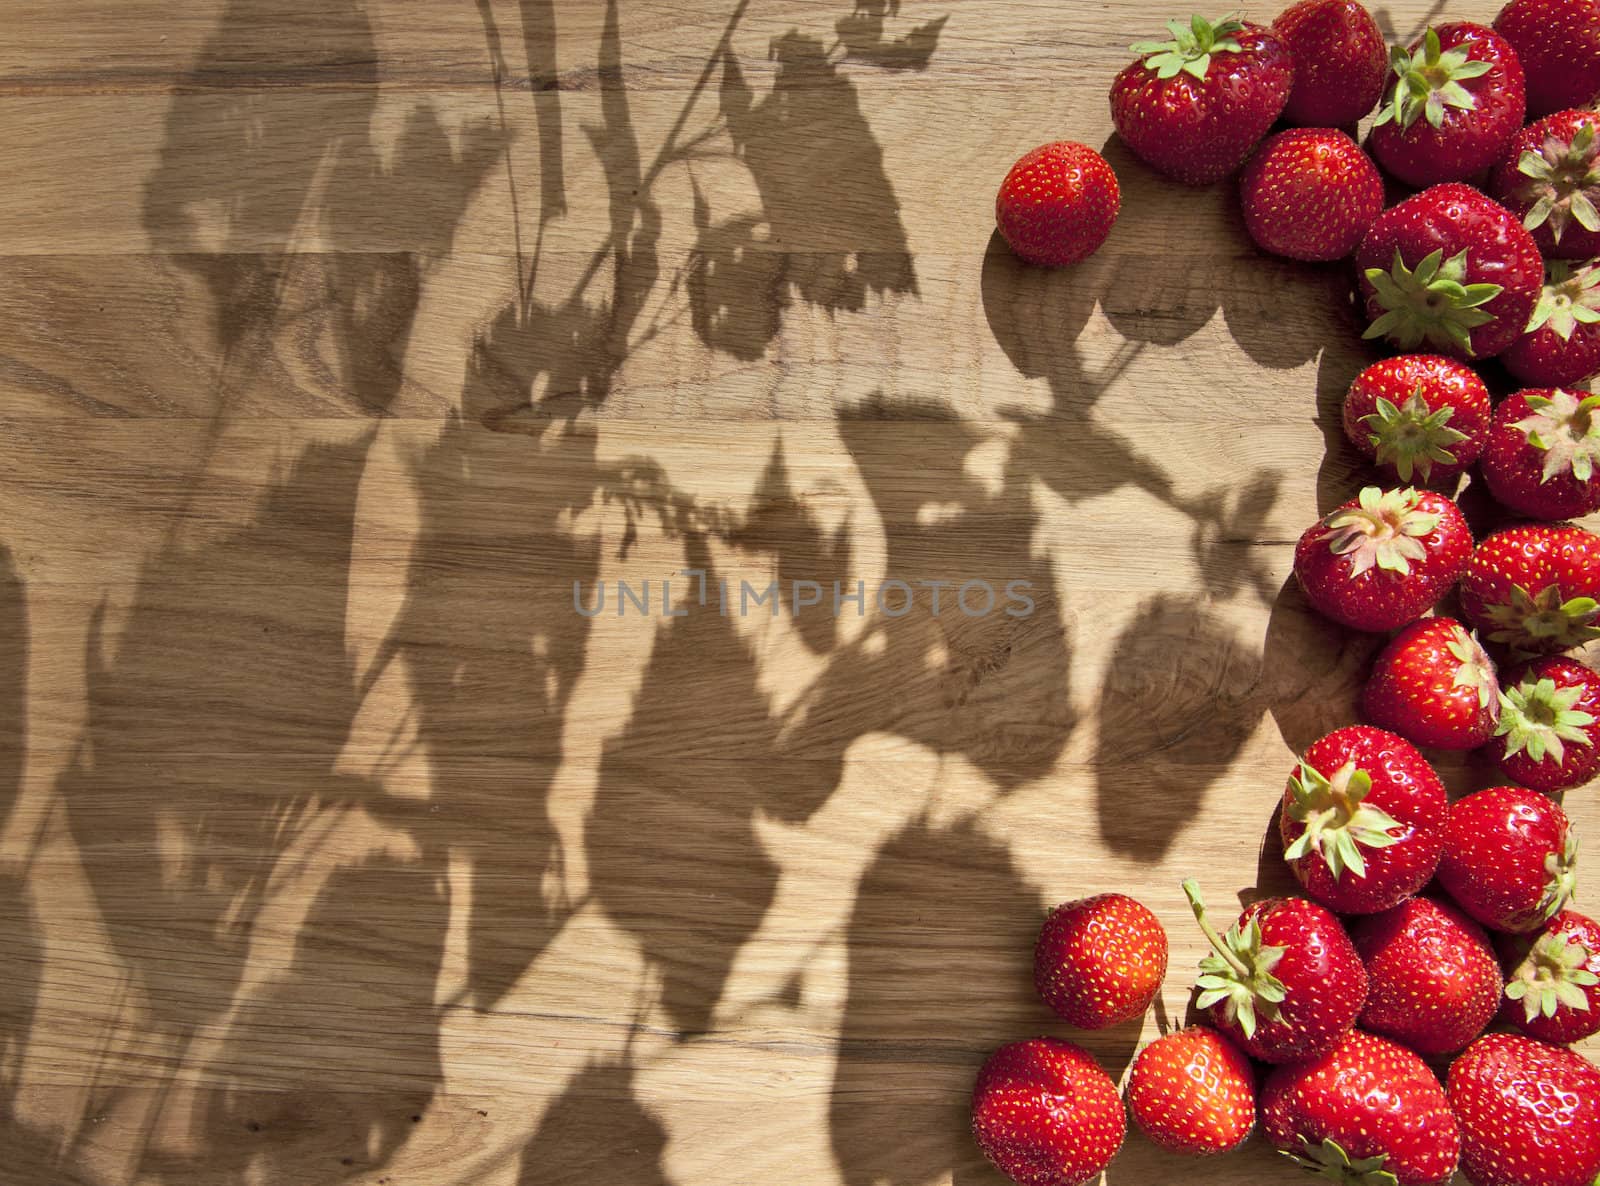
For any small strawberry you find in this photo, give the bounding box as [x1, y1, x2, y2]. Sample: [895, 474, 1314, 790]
[1494, 0, 1600, 119]
[1489, 110, 1600, 261]
[1351, 896, 1504, 1055]
[1033, 894, 1167, 1029]
[1125, 1026, 1255, 1156]
[1481, 388, 1600, 520]
[1499, 909, 1600, 1044]
[1362, 618, 1500, 750]
[1448, 1032, 1600, 1186]
[1461, 524, 1600, 656]
[1342, 353, 1492, 486]
[1281, 726, 1449, 914]
[1437, 785, 1578, 934]
[1356, 184, 1543, 362]
[1262, 1030, 1461, 1186]
[1184, 880, 1367, 1065]
[1238, 129, 1384, 262]
[1503, 261, 1600, 387]
[1293, 486, 1472, 633]
[1491, 656, 1600, 791]
[1271, 0, 1387, 127]
[971, 1038, 1125, 1186]
[995, 142, 1121, 268]
[1368, 24, 1527, 189]
[1109, 14, 1294, 186]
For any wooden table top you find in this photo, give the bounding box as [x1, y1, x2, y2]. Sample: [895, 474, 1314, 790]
[1, 1, 1594, 1183]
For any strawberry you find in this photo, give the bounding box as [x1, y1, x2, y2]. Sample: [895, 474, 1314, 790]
[1109, 14, 1293, 186]
[1293, 486, 1472, 633]
[1033, 894, 1166, 1029]
[1489, 110, 1600, 261]
[995, 142, 1121, 268]
[1491, 656, 1600, 791]
[1271, 0, 1387, 127]
[1481, 388, 1600, 520]
[1448, 1032, 1600, 1186]
[1356, 185, 1543, 362]
[1262, 1030, 1461, 1186]
[1125, 1026, 1255, 1156]
[1460, 523, 1600, 656]
[1238, 129, 1383, 262]
[1351, 896, 1504, 1055]
[1437, 785, 1578, 934]
[1494, 0, 1600, 119]
[1367, 24, 1527, 189]
[1342, 353, 1492, 486]
[1362, 618, 1500, 750]
[1184, 880, 1367, 1064]
[1499, 908, 1600, 1044]
[971, 1038, 1125, 1186]
[1503, 261, 1600, 387]
[1281, 726, 1448, 914]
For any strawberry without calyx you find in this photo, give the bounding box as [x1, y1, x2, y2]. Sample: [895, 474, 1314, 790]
[1499, 908, 1600, 1044]
[1494, 0, 1600, 119]
[1238, 128, 1383, 262]
[1271, 0, 1387, 127]
[1342, 353, 1491, 486]
[1125, 1026, 1255, 1157]
[1489, 110, 1600, 261]
[1033, 893, 1166, 1029]
[1503, 261, 1600, 387]
[1481, 388, 1600, 520]
[971, 1038, 1125, 1186]
[1437, 785, 1578, 934]
[995, 141, 1121, 268]
[1491, 656, 1600, 791]
[1362, 618, 1500, 750]
[1460, 524, 1600, 656]
[1448, 1032, 1600, 1186]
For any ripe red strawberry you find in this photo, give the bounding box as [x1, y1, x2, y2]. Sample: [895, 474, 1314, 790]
[995, 142, 1121, 268]
[1351, 896, 1504, 1055]
[1362, 618, 1500, 750]
[1491, 656, 1600, 790]
[1271, 0, 1387, 126]
[1238, 129, 1383, 262]
[1368, 24, 1527, 188]
[1293, 486, 1472, 633]
[1503, 261, 1600, 387]
[1460, 523, 1600, 656]
[971, 1038, 1125, 1186]
[1489, 110, 1600, 261]
[1356, 184, 1544, 361]
[1481, 388, 1600, 520]
[1437, 786, 1578, 934]
[1262, 1030, 1461, 1186]
[1184, 881, 1367, 1065]
[1342, 354, 1492, 486]
[1281, 726, 1448, 914]
[1494, 0, 1600, 119]
[1109, 15, 1293, 186]
[1033, 894, 1167, 1028]
[1448, 1032, 1600, 1186]
[1499, 909, 1600, 1044]
[1125, 1026, 1255, 1156]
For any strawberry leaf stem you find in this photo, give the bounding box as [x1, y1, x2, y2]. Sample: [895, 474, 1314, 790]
[1184, 879, 1287, 1040]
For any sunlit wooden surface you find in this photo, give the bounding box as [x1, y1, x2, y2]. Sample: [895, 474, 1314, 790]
[0, 2, 1594, 1184]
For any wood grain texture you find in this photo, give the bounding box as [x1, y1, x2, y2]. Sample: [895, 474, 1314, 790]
[0, 2, 1594, 1184]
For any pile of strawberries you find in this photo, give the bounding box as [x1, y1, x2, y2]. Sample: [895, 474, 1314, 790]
[978, 1, 1600, 1185]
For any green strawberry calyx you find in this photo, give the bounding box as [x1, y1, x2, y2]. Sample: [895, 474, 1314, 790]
[1373, 27, 1495, 132]
[1320, 486, 1439, 576]
[1511, 388, 1600, 484]
[1495, 675, 1597, 766]
[1363, 248, 1504, 357]
[1538, 831, 1581, 926]
[1131, 14, 1245, 81]
[1284, 1136, 1399, 1186]
[1284, 760, 1402, 881]
[1184, 879, 1287, 1041]
[1505, 929, 1598, 1023]
[1516, 120, 1600, 247]
[1361, 390, 1469, 483]
[1446, 626, 1499, 710]
[1484, 582, 1600, 653]
[1527, 260, 1600, 343]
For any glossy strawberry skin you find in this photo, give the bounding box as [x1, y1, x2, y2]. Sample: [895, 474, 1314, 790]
[1481, 389, 1600, 520]
[1368, 23, 1527, 187]
[1363, 618, 1500, 750]
[971, 1038, 1126, 1186]
[1492, 656, 1600, 790]
[1351, 896, 1503, 1055]
[1239, 129, 1383, 261]
[1125, 1026, 1255, 1156]
[1437, 786, 1576, 934]
[995, 142, 1121, 268]
[1262, 1030, 1460, 1186]
[1281, 726, 1448, 914]
[1033, 894, 1166, 1029]
[1503, 303, 1600, 390]
[1497, 909, 1600, 1044]
[1460, 524, 1600, 655]
[1109, 21, 1293, 186]
[1448, 1032, 1600, 1186]
[1494, 0, 1600, 119]
[1489, 111, 1600, 261]
[1342, 354, 1491, 486]
[1271, 0, 1387, 126]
